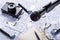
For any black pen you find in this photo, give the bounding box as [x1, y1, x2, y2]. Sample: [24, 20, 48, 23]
[34, 31, 40, 40]
[18, 3, 28, 13]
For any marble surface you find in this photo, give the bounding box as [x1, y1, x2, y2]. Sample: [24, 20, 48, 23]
[0, 0, 60, 40]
